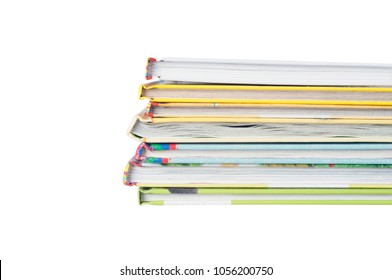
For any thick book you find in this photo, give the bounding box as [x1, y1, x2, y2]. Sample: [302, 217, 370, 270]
[128, 110, 392, 143]
[146, 57, 392, 86]
[124, 159, 392, 189]
[135, 143, 392, 165]
[139, 187, 392, 205]
[145, 102, 392, 123]
[139, 82, 392, 105]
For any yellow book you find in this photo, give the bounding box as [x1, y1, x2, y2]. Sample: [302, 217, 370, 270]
[146, 102, 392, 124]
[139, 82, 392, 105]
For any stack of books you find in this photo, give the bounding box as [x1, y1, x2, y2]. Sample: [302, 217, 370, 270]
[124, 57, 392, 205]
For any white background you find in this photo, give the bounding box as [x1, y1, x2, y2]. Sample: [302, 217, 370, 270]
[1, 0, 392, 279]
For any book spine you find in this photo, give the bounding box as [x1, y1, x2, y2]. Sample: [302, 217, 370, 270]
[123, 161, 134, 186]
[145, 57, 156, 80]
[145, 102, 155, 118]
[145, 157, 169, 164]
[123, 157, 143, 186]
[134, 143, 153, 160]
[149, 143, 177, 151]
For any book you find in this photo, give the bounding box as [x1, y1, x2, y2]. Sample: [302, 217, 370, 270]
[128, 110, 392, 143]
[146, 102, 392, 123]
[139, 187, 392, 205]
[139, 82, 392, 105]
[124, 159, 392, 189]
[146, 57, 392, 86]
[135, 143, 392, 165]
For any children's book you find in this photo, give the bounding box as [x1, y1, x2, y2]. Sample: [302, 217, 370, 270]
[124, 159, 392, 189]
[146, 57, 392, 86]
[139, 187, 392, 205]
[135, 143, 392, 165]
[128, 110, 392, 143]
[139, 82, 392, 105]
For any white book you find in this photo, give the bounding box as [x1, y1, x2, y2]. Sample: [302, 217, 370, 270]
[147, 57, 392, 86]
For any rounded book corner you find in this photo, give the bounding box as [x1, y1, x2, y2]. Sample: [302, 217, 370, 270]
[123, 160, 138, 187]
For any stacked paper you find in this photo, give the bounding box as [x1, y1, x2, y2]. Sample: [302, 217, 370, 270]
[123, 57, 392, 205]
